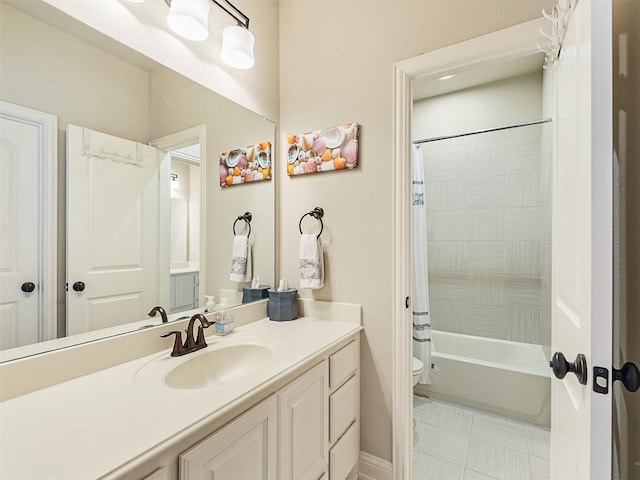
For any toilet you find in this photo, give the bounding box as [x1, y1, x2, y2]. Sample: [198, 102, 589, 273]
[412, 357, 424, 387]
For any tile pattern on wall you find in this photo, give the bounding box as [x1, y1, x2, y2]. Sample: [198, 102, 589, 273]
[421, 136, 551, 346]
[413, 396, 550, 480]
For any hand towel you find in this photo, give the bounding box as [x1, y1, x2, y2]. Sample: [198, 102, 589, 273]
[299, 233, 324, 289]
[230, 235, 252, 282]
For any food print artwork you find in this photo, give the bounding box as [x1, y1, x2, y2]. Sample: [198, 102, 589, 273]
[219, 141, 272, 187]
[286, 122, 359, 176]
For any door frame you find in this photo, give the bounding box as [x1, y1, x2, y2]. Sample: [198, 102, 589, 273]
[0, 101, 57, 343]
[391, 18, 548, 479]
[150, 125, 207, 309]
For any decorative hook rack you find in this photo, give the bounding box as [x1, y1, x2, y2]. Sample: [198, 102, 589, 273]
[233, 211, 252, 237]
[298, 207, 324, 239]
[538, 0, 576, 69]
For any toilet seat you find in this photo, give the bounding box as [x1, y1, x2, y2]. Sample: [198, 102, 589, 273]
[412, 357, 424, 375]
[412, 357, 424, 387]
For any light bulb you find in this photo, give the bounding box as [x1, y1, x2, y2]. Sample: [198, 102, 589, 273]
[167, 0, 210, 42]
[221, 25, 255, 69]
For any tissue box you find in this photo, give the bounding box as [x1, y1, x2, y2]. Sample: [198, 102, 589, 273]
[242, 286, 270, 304]
[268, 289, 299, 322]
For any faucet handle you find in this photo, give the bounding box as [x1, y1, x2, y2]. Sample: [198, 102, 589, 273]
[196, 325, 208, 347]
[161, 330, 186, 357]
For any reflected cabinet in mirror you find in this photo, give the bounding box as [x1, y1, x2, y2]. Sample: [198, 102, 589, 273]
[0, 0, 275, 361]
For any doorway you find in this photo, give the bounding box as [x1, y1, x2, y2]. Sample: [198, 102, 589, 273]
[411, 61, 553, 479]
[391, 18, 555, 480]
[167, 143, 201, 313]
[150, 125, 208, 312]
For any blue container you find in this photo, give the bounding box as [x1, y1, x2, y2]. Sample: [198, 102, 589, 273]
[242, 286, 270, 304]
[268, 289, 299, 321]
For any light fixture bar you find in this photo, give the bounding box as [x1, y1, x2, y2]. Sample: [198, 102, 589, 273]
[211, 0, 249, 29]
[164, 0, 249, 29]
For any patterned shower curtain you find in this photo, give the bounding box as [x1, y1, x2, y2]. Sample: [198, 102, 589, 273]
[412, 145, 432, 384]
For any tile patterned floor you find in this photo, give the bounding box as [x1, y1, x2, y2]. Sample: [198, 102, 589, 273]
[413, 396, 550, 480]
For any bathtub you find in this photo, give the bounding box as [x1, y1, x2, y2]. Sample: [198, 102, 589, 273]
[414, 330, 551, 427]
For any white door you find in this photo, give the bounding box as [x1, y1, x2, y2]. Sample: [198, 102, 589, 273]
[66, 125, 161, 335]
[0, 102, 57, 349]
[551, 0, 613, 478]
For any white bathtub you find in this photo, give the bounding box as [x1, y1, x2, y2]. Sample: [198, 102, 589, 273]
[414, 330, 551, 427]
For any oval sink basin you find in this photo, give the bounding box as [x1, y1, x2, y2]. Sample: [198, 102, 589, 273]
[164, 343, 275, 390]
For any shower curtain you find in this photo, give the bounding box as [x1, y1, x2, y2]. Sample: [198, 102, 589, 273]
[412, 145, 432, 384]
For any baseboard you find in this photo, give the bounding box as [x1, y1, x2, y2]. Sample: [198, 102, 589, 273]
[358, 451, 392, 480]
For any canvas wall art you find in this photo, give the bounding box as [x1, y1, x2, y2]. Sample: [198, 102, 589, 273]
[286, 122, 359, 176]
[220, 141, 272, 187]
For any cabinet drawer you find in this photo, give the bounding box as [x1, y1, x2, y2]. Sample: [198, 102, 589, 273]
[142, 466, 168, 480]
[329, 340, 358, 390]
[329, 374, 358, 444]
[329, 422, 359, 480]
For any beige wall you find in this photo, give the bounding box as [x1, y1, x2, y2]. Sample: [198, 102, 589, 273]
[278, 0, 554, 462]
[0, 4, 150, 143]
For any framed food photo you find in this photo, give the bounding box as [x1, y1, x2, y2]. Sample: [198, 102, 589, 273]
[220, 141, 272, 187]
[286, 122, 359, 176]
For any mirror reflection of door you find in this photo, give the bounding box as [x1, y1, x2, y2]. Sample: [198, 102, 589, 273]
[0, 101, 57, 349]
[167, 143, 201, 313]
[66, 125, 165, 335]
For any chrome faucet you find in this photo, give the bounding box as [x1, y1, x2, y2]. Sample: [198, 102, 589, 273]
[160, 313, 212, 357]
[148, 306, 168, 324]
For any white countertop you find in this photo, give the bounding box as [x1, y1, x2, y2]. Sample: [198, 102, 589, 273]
[0, 317, 361, 480]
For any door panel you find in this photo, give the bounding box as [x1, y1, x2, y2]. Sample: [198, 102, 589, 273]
[66, 125, 160, 335]
[551, 0, 613, 478]
[0, 116, 41, 348]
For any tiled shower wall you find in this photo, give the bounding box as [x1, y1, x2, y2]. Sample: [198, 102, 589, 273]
[421, 131, 551, 346]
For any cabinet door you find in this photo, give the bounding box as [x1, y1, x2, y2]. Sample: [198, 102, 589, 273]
[180, 395, 277, 480]
[171, 271, 199, 313]
[278, 361, 329, 480]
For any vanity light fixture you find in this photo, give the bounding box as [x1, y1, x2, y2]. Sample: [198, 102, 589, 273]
[128, 0, 255, 69]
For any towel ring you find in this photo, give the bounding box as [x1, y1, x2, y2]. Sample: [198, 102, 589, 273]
[233, 211, 252, 237]
[298, 207, 324, 239]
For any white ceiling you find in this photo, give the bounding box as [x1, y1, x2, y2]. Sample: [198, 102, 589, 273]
[413, 53, 546, 101]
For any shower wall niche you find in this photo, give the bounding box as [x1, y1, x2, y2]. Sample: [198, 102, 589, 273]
[413, 69, 552, 349]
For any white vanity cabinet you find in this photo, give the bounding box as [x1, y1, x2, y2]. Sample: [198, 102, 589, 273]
[179, 395, 278, 480]
[178, 337, 360, 480]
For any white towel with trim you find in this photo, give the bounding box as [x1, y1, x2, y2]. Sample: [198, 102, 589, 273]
[230, 235, 251, 282]
[299, 233, 324, 289]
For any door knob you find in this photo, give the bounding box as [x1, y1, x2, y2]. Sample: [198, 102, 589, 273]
[613, 362, 640, 392]
[72, 281, 85, 292]
[550, 351, 588, 385]
[21, 282, 36, 293]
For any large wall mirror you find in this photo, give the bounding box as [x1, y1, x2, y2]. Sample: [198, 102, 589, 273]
[0, 0, 275, 361]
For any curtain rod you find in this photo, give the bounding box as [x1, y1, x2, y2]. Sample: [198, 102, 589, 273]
[412, 118, 552, 145]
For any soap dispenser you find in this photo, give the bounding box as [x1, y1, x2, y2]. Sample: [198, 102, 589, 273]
[203, 295, 216, 313]
[214, 298, 234, 335]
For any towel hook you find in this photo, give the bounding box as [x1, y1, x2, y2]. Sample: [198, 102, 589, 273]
[233, 211, 252, 237]
[299, 207, 324, 239]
